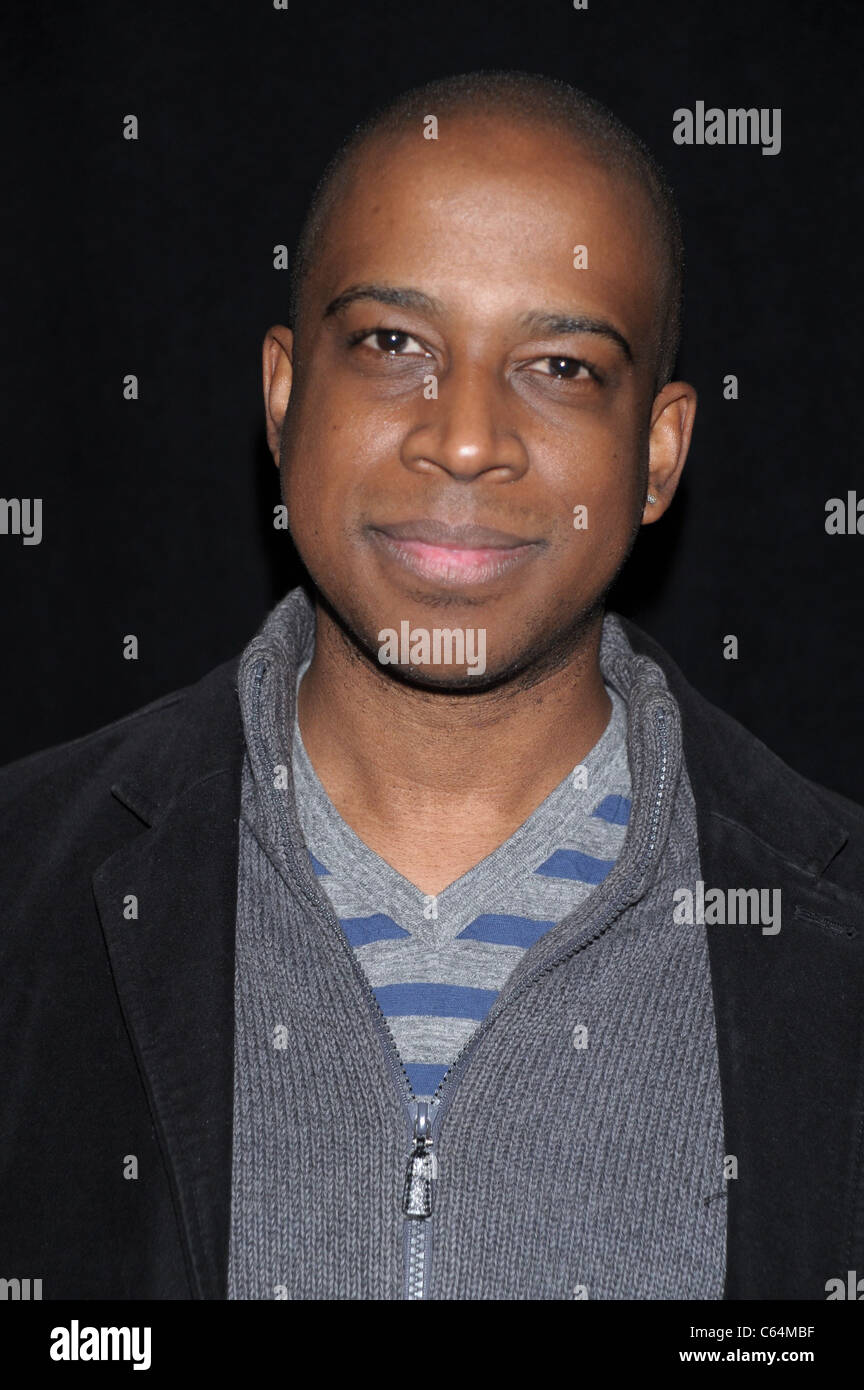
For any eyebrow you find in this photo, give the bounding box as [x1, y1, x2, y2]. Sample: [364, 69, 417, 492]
[516, 310, 633, 363]
[324, 284, 442, 317]
[323, 284, 633, 363]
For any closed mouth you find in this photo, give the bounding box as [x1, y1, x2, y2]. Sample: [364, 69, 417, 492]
[371, 518, 538, 549]
[367, 518, 543, 587]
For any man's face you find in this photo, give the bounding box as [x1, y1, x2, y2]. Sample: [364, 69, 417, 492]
[269, 116, 689, 688]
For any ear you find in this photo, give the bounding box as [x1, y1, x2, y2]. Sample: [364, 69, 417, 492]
[262, 325, 294, 463]
[641, 380, 698, 524]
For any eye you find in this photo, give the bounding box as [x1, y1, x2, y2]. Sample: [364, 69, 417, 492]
[350, 327, 430, 356]
[530, 356, 595, 381]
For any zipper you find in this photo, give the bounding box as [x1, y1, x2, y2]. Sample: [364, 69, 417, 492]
[403, 1101, 436, 1299]
[301, 702, 670, 1301]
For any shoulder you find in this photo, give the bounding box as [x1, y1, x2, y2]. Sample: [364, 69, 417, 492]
[615, 613, 864, 874]
[0, 656, 242, 833]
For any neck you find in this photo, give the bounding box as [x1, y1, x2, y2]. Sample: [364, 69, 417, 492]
[296, 602, 612, 835]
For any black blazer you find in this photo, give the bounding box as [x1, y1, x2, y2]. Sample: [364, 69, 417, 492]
[1, 616, 863, 1299]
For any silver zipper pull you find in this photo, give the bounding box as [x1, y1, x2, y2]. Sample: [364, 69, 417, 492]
[403, 1101, 436, 1218]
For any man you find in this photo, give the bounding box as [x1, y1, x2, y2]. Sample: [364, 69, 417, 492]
[1, 70, 863, 1302]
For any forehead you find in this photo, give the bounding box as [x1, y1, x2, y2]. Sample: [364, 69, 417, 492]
[311, 116, 663, 344]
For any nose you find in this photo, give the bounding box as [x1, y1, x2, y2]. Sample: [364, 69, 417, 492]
[399, 358, 529, 482]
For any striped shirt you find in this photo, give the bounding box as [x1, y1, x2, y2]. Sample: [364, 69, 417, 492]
[292, 660, 631, 1101]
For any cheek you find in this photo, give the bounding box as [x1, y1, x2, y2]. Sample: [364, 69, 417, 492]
[285, 371, 399, 479]
[280, 428, 380, 571]
[281, 394, 348, 507]
[537, 450, 642, 596]
[541, 430, 641, 534]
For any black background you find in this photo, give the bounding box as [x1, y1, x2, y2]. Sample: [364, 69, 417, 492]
[3, 0, 862, 799]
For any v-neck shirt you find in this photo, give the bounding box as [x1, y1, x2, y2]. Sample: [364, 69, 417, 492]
[291, 660, 631, 1100]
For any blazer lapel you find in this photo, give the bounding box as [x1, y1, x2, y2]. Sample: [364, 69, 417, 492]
[92, 659, 244, 1299]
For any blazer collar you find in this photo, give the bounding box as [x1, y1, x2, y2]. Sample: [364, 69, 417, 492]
[616, 614, 848, 877]
[108, 656, 246, 829]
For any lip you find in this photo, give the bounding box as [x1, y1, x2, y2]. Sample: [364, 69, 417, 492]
[368, 518, 542, 587]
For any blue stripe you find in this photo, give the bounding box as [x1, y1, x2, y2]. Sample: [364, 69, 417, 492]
[457, 913, 558, 947]
[308, 853, 330, 876]
[534, 848, 615, 884]
[373, 982, 497, 1020]
[340, 914, 410, 947]
[592, 794, 631, 826]
[405, 1062, 450, 1096]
